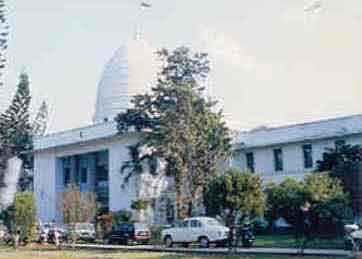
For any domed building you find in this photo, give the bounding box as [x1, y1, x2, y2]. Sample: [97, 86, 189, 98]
[94, 38, 158, 123]
[33, 36, 174, 224]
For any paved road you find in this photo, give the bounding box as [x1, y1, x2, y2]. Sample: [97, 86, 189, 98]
[62, 243, 351, 257]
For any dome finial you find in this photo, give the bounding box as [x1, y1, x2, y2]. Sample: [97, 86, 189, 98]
[134, 1, 152, 41]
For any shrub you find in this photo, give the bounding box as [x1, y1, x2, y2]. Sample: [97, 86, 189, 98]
[13, 192, 36, 243]
[112, 210, 132, 224]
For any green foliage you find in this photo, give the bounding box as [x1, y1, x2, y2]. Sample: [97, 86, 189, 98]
[265, 177, 308, 225]
[0, 72, 33, 177]
[32, 101, 49, 136]
[131, 199, 149, 211]
[316, 144, 362, 172]
[204, 169, 265, 225]
[0, 73, 32, 155]
[266, 173, 351, 234]
[112, 210, 133, 224]
[304, 173, 351, 220]
[13, 192, 36, 242]
[116, 46, 231, 218]
[316, 144, 362, 216]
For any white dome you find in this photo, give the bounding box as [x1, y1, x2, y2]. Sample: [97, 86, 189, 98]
[93, 38, 158, 124]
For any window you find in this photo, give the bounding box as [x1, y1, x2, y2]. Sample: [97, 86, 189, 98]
[190, 220, 201, 228]
[64, 168, 70, 186]
[273, 148, 283, 171]
[181, 221, 189, 228]
[81, 168, 88, 183]
[303, 144, 313, 169]
[246, 152, 255, 173]
[335, 140, 345, 151]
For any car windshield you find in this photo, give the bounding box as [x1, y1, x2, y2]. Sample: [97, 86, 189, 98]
[134, 223, 147, 230]
[206, 219, 222, 226]
[76, 223, 94, 231]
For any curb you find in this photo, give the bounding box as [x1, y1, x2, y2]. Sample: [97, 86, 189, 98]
[61, 244, 351, 257]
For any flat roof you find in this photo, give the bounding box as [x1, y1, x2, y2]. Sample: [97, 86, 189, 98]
[237, 114, 362, 149]
[33, 121, 119, 151]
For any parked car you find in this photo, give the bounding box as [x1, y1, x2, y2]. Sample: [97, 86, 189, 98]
[0, 224, 8, 240]
[161, 217, 229, 248]
[73, 223, 96, 243]
[273, 217, 292, 234]
[0, 224, 10, 244]
[103, 222, 151, 245]
[47, 225, 69, 244]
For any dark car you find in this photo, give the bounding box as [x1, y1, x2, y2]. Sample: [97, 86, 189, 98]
[47, 226, 69, 244]
[103, 223, 151, 245]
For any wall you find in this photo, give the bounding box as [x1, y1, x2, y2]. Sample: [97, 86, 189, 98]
[34, 132, 172, 223]
[234, 133, 362, 183]
[34, 134, 140, 222]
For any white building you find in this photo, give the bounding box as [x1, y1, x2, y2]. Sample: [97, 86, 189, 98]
[232, 114, 362, 183]
[34, 36, 174, 224]
[33, 35, 362, 224]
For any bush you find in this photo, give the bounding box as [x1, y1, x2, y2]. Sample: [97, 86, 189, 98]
[112, 210, 132, 224]
[13, 192, 36, 243]
[149, 225, 165, 244]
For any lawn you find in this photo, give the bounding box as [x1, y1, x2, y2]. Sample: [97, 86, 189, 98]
[254, 235, 346, 249]
[0, 245, 347, 259]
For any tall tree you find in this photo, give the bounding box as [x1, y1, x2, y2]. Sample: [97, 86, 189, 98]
[0, 73, 33, 168]
[116, 46, 231, 219]
[316, 144, 362, 215]
[32, 101, 49, 136]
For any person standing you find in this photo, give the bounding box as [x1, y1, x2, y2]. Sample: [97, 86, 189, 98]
[54, 227, 61, 250]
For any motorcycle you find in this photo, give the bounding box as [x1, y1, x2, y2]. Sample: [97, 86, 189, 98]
[344, 224, 362, 251]
[240, 223, 255, 247]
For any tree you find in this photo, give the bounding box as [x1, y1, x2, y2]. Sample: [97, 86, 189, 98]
[116, 46, 231, 219]
[32, 101, 49, 136]
[0, 73, 33, 166]
[204, 169, 265, 228]
[316, 144, 362, 214]
[265, 177, 308, 227]
[13, 192, 36, 243]
[58, 184, 97, 224]
[266, 173, 350, 237]
[316, 144, 362, 173]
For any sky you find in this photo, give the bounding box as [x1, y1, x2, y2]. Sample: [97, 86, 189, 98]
[1, 0, 362, 133]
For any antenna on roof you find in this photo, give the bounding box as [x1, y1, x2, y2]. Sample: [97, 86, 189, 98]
[134, 1, 152, 40]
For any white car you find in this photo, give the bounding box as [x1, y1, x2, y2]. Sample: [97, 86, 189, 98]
[161, 217, 229, 248]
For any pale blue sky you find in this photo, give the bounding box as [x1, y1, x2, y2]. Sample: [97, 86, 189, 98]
[2, 0, 362, 133]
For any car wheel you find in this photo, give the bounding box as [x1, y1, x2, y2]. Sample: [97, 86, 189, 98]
[181, 242, 189, 248]
[124, 238, 131, 246]
[199, 237, 209, 248]
[164, 236, 173, 248]
[103, 237, 111, 245]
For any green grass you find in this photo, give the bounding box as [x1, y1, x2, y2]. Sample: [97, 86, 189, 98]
[254, 235, 345, 249]
[0, 245, 347, 259]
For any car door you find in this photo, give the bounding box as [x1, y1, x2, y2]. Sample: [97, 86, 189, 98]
[190, 220, 202, 242]
[179, 220, 191, 242]
[173, 220, 189, 242]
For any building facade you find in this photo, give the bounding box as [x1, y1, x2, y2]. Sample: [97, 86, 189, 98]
[33, 35, 362, 224]
[232, 114, 362, 183]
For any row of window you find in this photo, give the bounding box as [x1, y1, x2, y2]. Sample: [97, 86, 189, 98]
[245, 140, 345, 173]
[63, 167, 88, 185]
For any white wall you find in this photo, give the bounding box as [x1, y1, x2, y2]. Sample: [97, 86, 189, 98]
[34, 134, 141, 222]
[34, 132, 172, 223]
[234, 134, 362, 183]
